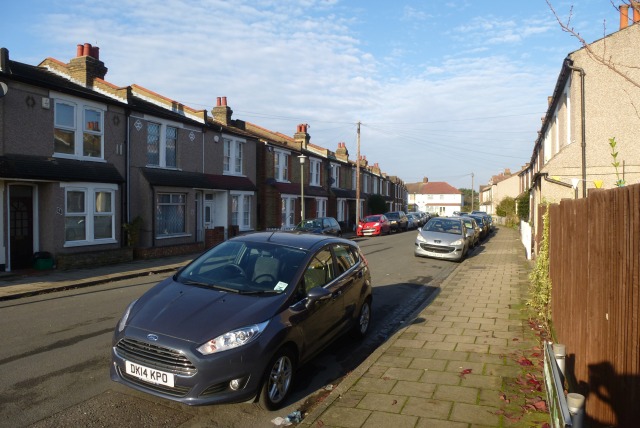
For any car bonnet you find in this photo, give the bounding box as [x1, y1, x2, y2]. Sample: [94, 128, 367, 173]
[126, 278, 288, 344]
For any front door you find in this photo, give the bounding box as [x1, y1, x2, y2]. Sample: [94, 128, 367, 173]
[9, 185, 34, 270]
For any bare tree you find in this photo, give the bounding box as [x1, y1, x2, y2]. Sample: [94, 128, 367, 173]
[546, 0, 640, 90]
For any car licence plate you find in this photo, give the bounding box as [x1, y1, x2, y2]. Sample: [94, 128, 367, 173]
[125, 361, 175, 387]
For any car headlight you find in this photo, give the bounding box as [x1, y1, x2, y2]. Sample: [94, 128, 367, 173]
[197, 321, 269, 355]
[373, 222, 380, 226]
[416, 234, 426, 243]
[118, 299, 138, 332]
[451, 239, 464, 246]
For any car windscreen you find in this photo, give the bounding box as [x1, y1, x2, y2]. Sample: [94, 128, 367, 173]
[425, 220, 463, 235]
[363, 216, 380, 222]
[298, 219, 322, 229]
[177, 240, 307, 294]
[386, 213, 399, 219]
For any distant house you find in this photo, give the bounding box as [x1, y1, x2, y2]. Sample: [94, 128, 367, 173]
[479, 167, 526, 215]
[523, 7, 640, 253]
[406, 178, 462, 217]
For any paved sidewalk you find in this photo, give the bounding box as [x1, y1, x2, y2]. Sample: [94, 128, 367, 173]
[300, 227, 547, 427]
[0, 252, 197, 300]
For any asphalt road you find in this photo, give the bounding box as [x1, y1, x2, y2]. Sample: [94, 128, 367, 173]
[0, 228, 460, 428]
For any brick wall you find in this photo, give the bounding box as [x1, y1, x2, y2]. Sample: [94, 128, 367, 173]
[133, 243, 205, 260]
[56, 248, 134, 270]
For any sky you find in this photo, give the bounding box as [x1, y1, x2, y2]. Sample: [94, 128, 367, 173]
[1, 0, 623, 189]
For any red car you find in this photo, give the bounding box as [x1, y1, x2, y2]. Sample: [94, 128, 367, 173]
[357, 214, 391, 237]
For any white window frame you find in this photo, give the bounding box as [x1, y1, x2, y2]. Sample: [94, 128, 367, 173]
[53, 92, 106, 161]
[231, 191, 253, 231]
[61, 182, 117, 247]
[316, 197, 327, 218]
[281, 196, 297, 228]
[146, 119, 179, 168]
[156, 192, 188, 238]
[274, 149, 290, 182]
[224, 136, 245, 175]
[337, 198, 346, 222]
[309, 158, 321, 186]
[330, 163, 340, 188]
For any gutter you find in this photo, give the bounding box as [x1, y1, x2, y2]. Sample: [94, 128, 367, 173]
[565, 61, 587, 198]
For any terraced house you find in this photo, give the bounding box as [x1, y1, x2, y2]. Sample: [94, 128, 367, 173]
[0, 43, 406, 272]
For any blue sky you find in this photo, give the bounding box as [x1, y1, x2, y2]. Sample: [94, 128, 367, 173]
[1, 0, 621, 189]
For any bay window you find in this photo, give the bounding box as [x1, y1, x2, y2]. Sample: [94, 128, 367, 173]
[156, 193, 186, 236]
[62, 183, 116, 245]
[231, 192, 253, 231]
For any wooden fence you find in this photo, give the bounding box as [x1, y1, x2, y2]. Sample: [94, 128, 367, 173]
[547, 183, 640, 427]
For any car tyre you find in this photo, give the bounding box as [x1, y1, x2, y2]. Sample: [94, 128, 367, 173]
[351, 299, 372, 339]
[259, 347, 296, 411]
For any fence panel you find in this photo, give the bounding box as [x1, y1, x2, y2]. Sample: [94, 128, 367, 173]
[547, 184, 640, 426]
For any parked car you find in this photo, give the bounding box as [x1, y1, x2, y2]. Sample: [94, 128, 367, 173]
[458, 216, 480, 248]
[357, 214, 391, 236]
[414, 217, 468, 262]
[407, 211, 426, 227]
[385, 211, 409, 232]
[111, 231, 373, 409]
[463, 214, 488, 240]
[471, 211, 494, 231]
[295, 217, 342, 237]
[406, 213, 420, 230]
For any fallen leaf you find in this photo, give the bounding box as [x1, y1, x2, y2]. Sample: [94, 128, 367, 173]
[391, 400, 398, 405]
[459, 368, 473, 378]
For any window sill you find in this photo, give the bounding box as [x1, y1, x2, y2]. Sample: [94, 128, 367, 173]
[155, 233, 192, 240]
[53, 154, 107, 163]
[64, 238, 117, 247]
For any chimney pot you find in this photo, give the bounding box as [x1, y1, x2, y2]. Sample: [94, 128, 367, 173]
[221, 96, 227, 106]
[216, 97, 221, 107]
[76, 44, 84, 57]
[91, 46, 99, 60]
[620, 4, 630, 29]
[83, 43, 92, 57]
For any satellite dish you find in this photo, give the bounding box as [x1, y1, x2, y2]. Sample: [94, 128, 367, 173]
[0, 82, 8, 98]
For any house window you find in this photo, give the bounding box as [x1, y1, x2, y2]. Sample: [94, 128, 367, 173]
[330, 164, 340, 188]
[316, 198, 327, 217]
[363, 175, 369, 192]
[231, 192, 253, 231]
[156, 193, 186, 236]
[224, 137, 245, 175]
[62, 183, 116, 245]
[281, 196, 296, 228]
[54, 96, 105, 159]
[337, 199, 346, 222]
[147, 122, 178, 168]
[310, 159, 321, 186]
[275, 150, 290, 182]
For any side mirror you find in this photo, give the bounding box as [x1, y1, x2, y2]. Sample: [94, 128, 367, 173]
[306, 286, 331, 308]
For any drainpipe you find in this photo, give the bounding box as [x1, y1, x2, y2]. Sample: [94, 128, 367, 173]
[565, 61, 586, 197]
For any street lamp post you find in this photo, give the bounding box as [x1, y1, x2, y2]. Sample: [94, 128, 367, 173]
[299, 154, 307, 221]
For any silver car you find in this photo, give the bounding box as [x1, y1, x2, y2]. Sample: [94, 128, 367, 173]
[414, 217, 468, 262]
[458, 216, 480, 248]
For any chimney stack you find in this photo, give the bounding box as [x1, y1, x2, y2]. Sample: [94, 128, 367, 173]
[620, 4, 630, 29]
[212, 96, 233, 125]
[294, 123, 310, 149]
[68, 42, 108, 86]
